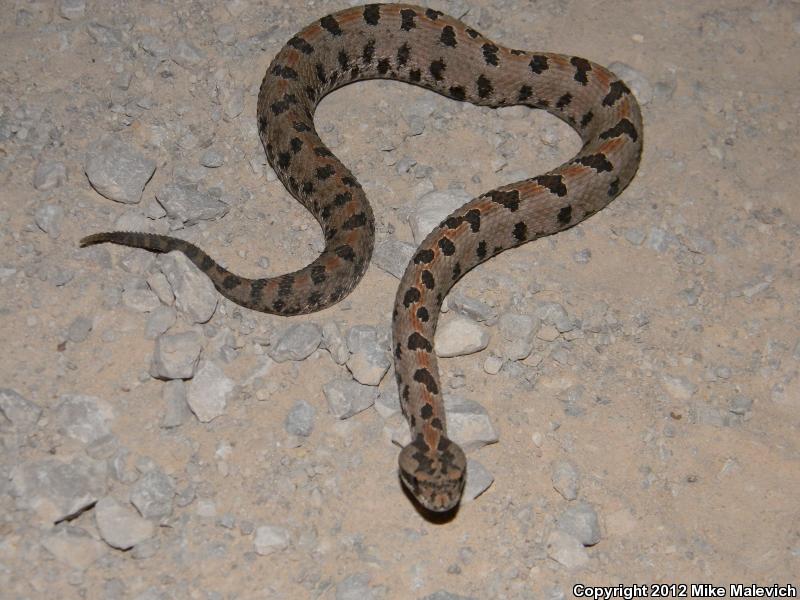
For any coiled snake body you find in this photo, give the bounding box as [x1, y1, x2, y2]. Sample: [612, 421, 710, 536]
[81, 4, 642, 512]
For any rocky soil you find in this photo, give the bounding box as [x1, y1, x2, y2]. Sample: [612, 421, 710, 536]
[1, 0, 798, 598]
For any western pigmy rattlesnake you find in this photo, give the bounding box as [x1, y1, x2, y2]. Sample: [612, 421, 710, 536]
[82, 4, 643, 512]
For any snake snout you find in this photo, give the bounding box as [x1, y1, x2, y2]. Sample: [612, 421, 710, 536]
[399, 436, 467, 512]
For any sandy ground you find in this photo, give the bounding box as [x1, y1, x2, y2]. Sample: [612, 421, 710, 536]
[1, 0, 799, 598]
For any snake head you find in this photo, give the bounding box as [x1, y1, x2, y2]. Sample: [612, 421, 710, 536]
[399, 435, 467, 512]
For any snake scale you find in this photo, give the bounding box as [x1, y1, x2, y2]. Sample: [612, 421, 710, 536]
[81, 4, 642, 512]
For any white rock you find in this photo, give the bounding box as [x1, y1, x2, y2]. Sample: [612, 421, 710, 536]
[462, 458, 494, 503]
[483, 355, 504, 375]
[323, 379, 377, 419]
[84, 136, 156, 204]
[661, 373, 697, 400]
[187, 360, 234, 422]
[95, 497, 155, 550]
[435, 317, 489, 358]
[59, 0, 86, 20]
[445, 396, 499, 452]
[53, 395, 114, 445]
[41, 526, 106, 570]
[551, 460, 580, 501]
[0, 388, 42, 430]
[11, 457, 108, 524]
[346, 350, 390, 386]
[557, 502, 602, 546]
[159, 252, 218, 324]
[547, 530, 590, 569]
[150, 330, 202, 380]
[537, 324, 561, 342]
[254, 525, 290, 556]
[321, 321, 349, 365]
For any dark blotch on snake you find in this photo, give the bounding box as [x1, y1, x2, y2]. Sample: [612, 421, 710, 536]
[320, 15, 342, 36]
[308, 291, 323, 306]
[576, 153, 613, 173]
[222, 275, 241, 290]
[315, 63, 327, 83]
[603, 81, 631, 106]
[429, 59, 446, 80]
[316, 165, 335, 179]
[482, 43, 499, 66]
[408, 332, 433, 352]
[534, 174, 567, 196]
[413, 368, 439, 394]
[513, 221, 528, 241]
[465, 209, 481, 232]
[449, 86, 466, 101]
[488, 189, 520, 211]
[287, 36, 313, 54]
[277, 275, 294, 297]
[334, 192, 351, 206]
[362, 40, 376, 63]
[363, 4, 380, 25]
[442, 216, 463, 229]
[310, 265, 327, 285]
[335, 245, 355, 261]
[414, 249, 434, 264]
[438, 237, 456, 255]
[600, 118, 639, 142]
[342, 213, 367, 230]
[441, 25, 457, 47]
[400, 8, 417, 30]
[529, 55, 549, 74]
[397, 42, 411, 67]
[477, 74, 493, 98]
[570, 56, 592, 84]
[403, 287, 421, 307]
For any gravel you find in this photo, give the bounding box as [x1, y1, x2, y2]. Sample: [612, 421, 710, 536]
[2, 0, 796, 594]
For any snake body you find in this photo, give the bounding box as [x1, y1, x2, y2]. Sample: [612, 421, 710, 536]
[81, 4, 642, 512]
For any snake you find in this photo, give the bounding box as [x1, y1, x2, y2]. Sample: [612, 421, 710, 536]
[81, 4, 642, 512]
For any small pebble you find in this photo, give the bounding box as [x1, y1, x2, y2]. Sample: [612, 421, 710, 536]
[284, 400, 315, 437]
[254, 525, 290, 556]
[84, 136, 156, 204]
[435, 317, 490, 357]
[552, 461, 580, 500]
